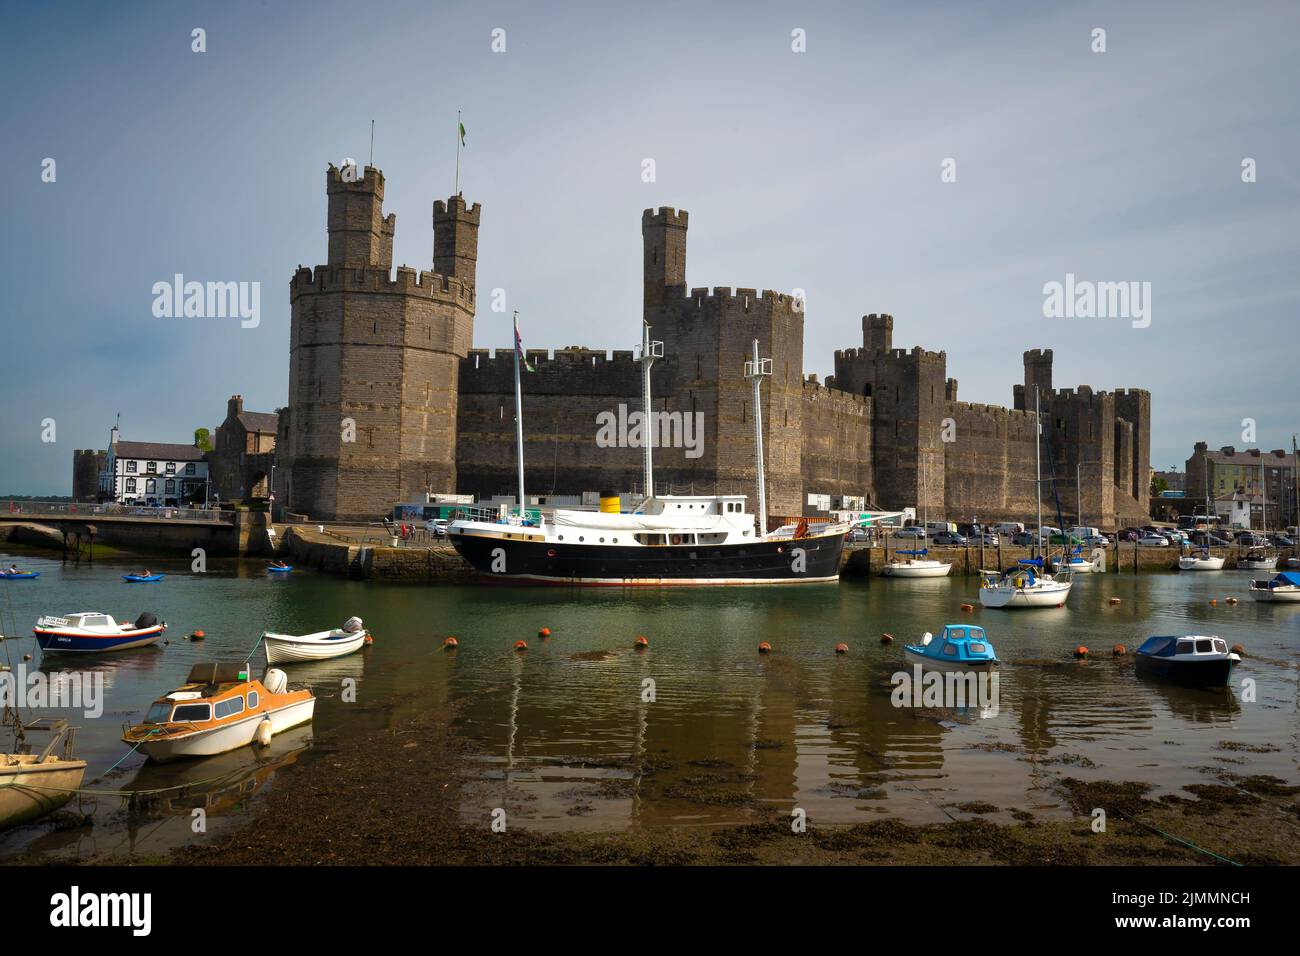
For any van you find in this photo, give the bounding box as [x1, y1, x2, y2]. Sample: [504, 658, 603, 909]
[1070, 526, 1101, 541]
[924, 520, 957, 534]
[994, 522, 1025, 535]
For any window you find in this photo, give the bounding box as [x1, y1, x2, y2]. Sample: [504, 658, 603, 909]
[214, 696, 245, 719]
[147, 461, 157, 473]
[943, 644, 958, 656]
[969, 643, 987, 653]
[185, 462, 196, 475]
[125, 460, 137, 474]
[125, 478, 137, 493]
[165, 480, 175, 493]
[144, 701, 173, 724]
[165, 462, 176, 475]
[248, 691, 259, 709]
[171, 703, 212, 722]
[146, 478, 156, 494]
[1195, 639, 1213, 654]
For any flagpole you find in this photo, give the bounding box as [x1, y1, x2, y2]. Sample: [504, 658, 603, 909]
[455, 108, 462, 196]
[513, 310, 526, 519]
[369, 119, 374, 168]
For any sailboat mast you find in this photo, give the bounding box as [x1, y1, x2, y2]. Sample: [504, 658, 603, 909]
[640, 323, 662, 501]
[1261, 457, 1266, 533]
[512, 311, 526, 518]
[745, 339, 771, 539]
[1034, 387, 1043, 560]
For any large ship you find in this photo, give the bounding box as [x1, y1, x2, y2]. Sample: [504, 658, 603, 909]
[449, 322, 849, 585]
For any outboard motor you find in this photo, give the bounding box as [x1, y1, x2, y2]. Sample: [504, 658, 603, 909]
[263, 668, 288, 694]
[342, 616, 364, 633]
[134, 611, 158, 630]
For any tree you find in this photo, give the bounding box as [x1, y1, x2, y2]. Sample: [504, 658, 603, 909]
[1150, 475, 1169, 498]
[194, 427, 213, 452]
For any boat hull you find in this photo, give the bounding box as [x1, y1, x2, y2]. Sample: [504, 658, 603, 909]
[979, 582, 1072, 608]
[1178, 556, 1225, 571]
[902, 649, 998, 674]
[264, 630, 368, 664]
[135, 698, 316, 762]
[0, 756, 87, 829]
[882, 561, 951, 578]
[449, 529, 845, 585]
[34, 626, 165, 653]
[1135, 654, 1235, 687]
[1249, 585, 1300, 603]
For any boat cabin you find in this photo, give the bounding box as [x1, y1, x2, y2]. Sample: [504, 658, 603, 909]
[636, 495, 748, 517]
[915, 625, 997, 663]
[141, 663, 258, 726]
[1136, 635, 1229, 659]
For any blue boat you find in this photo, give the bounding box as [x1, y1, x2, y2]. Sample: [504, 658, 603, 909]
[267, 564, 293, 573]
[34, 611, 167, 653]
[123, 573, 165, 583]
[1135, 635, 1239, 687]
[1, 570, 40, 580]
[904, 624, 999, 673]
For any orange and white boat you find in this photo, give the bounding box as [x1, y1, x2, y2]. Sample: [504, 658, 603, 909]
[122, 662, 314, 762]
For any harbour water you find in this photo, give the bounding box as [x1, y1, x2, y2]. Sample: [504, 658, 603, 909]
[2, 550, 1297, 860]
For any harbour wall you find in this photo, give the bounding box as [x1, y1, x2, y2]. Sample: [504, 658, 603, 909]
[0, 511, 273, 556]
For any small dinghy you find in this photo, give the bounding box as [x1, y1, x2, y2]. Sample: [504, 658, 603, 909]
[1135, 635, 1239, 687]
[123, 573, 165, 583]
[1248, 571, 1300, 603]
[267, 563, 293, 573]
[262, 616, 369, 665]
[904, 624, 999, 673]
[33, 612, 166, 653]
[0, 720, 86, 830]
[122, 662, 315, 762]
[0, 570, 40, 580]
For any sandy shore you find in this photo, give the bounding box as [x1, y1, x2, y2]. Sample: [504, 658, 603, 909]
[174, 697, 1300, 867]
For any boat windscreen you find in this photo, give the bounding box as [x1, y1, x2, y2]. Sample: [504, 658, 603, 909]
[1137, 635, 1177, 655]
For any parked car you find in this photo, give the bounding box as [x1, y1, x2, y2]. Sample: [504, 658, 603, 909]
[1116, 527, 1142, 542]
[1235, 533, 1268, 547]
[894, 526, 927, 539]
[932, 532, 967, 546]
[846, 527, 871, 543]
[1083, 533, 1109, 547]
[425, 518, 449, 536]
[1011, 531, 1035, 547]
[1267, 533, 1296, 547]
[1190, 531, 1231, 547]
[1139, 534, 1170, 547]
[977, 532, 1000, 546]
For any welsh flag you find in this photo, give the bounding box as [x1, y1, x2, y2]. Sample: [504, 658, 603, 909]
[514, 314, 534, 371]
[459, 121, 466, 147]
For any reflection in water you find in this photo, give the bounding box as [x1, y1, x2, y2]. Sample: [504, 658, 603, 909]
[1, 551, 1298, 855]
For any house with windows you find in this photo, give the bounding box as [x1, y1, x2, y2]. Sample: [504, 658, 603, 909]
[100, 431, 210, 506]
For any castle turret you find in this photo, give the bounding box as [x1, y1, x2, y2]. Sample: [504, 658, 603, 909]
[433, 195, 481, 289]
[1023, 349, 1053, 404]
[327, 164, 393, 269]
[863, 313, 893, 352]
[642, 207, 688, 312]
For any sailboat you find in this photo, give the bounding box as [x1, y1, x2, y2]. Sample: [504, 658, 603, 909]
[979, 388, 1073, 608]
[882, 455, 951, 577]
[1237, 457, 1277, 570]
[1057, 463, 1097, 573]
[1179, 449, 1225, 571]
[448, 324, 848, 585]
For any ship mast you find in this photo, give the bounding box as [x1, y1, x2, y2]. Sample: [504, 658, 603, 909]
[1034, 387, 1043, 561]
[512, 311, 526, 519]
[639, 323, 663, 501]
[744, 339, 772, 539]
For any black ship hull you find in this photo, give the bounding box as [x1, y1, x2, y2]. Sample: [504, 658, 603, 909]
[1135, 654, 1236, 687]
[449, 529, 846, 585]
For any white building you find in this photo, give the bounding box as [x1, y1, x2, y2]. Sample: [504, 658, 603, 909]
[1214, 491, 1259, 530]
[101, 438, 210, 506]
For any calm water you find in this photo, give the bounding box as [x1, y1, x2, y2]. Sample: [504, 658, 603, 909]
[2, 550, 1298, 859]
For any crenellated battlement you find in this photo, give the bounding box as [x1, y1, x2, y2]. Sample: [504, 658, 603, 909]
[678, 286, 801, 312]
[802, 376, 868, 408]
[643, 206, 689, 228]
[434, 196, 482, 223]
[326, 163, 384, 193]
[290, 264, 475, 305]
[464, 346, 642, 369]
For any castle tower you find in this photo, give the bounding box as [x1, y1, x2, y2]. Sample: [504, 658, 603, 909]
[1022, 349, 1053, 408]
[327, 164, 394, 269]
[642, 207, 688, 313]
[284, 165, 478, 520]
[863, 313, 893, 352]
[433, 195, 481, 289]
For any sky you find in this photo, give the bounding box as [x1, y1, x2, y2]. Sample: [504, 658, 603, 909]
[2, 0, 1297, 494]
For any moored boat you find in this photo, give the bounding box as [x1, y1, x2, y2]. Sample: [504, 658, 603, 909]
[263, 616, 370, 664]
[1236, 547, 1277, 571]
[904, 625, 999, 673]
[122, 662, 314, 762]
[1248, 571, 1300, 602]
[33, 611, 166, 653]
[1134, 635, 1239, 686]
[978, 560, 1072, 608]
[882, 548, 952, 577]
[1178, 549, 1225, 571]
[0, 719, 86, 830]
[0, 570, 40, 580]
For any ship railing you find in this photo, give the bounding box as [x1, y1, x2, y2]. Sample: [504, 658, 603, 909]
[447, 506, 544, 528]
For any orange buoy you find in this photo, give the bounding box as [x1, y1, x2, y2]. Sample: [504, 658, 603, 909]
[190, 629, 205, 641]
[538, 627, 551, 638]
[443, 636, 459, 649]
[1231, 643, 1245, 656]
[758, 641, 772, 654]
[1209, 599, 1217, 606]
[880, 632, 894, 644]
[1225, 597, 1238, 605]
[835, 642, 849, 654]
[364, 633, 375, 645]
[959, 603, 974, 613]
[1112, 644, 1126, 657]
[514, 640, 528, 651]
[634, 635, 649, 648]
[1074, 645, 1089, 659]
[1109, 597, 1122, 605]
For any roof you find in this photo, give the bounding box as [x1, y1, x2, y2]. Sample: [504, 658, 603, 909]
[113, 440, 206, 462]
[236, 411, 279, 434]
[1199, 446, 1298, 468]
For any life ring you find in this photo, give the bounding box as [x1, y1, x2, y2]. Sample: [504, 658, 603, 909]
[546, 548, 556, 557]
[671, 534, 682, 545]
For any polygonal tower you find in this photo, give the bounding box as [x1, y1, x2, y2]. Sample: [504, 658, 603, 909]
[284, 164, 478, 520]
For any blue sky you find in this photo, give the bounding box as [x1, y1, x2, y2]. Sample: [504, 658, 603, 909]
[2, 0, 1297, 493]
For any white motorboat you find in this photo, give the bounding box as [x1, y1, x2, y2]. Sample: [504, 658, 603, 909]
[882, 548, 952, 578]
[1057, 548, 1099, 573]
[1236, 547, 1277, 571]
[1248, 571, 1300, 603]
[1179, 549, 1225, 571]
[262, 616, 370, 664]
[33, 611, 166, 653]
[979, 562, 1073, 608]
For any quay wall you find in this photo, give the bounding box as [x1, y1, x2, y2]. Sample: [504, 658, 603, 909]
[0, 512, 271, 556]
[840, 543, 1262, 576]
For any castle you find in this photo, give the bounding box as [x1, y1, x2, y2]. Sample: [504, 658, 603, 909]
[279, 166, 1150, 527]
